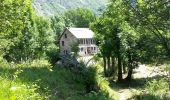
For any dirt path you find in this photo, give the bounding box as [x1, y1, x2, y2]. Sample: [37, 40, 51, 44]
[117, 65, 165, 100]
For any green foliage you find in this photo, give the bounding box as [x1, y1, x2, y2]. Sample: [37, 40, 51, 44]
[0, 0, 33, 57]
[50, 8, 96, 48]
[0, 60, 50, 99]
[4, 15, 54, 62]
[75, 61, 98, 92]
[34, 16, 54, 58]
[137, 34, 166, 63]
[75, 61, 118, 100]
[71, 42, 79, 57]
[0, 59, 113, 100]
[0, 0, 115, 99]
[131, 78, 170, 100]
[50, 15, 65, 40]
[1, 0, 58, 62]
[64, 8, 96, 27]
[91, 0, 140, 80]
[46, 45, 60, 65]
[164, 64, 170, 77]
[146, 79, 170, 95]
[86, 91, 108, 100]
[113, 0, 170, 59]
[91, 0, 170, 81]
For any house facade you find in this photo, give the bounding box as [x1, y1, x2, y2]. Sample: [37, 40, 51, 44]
[59, 28, 98, 56]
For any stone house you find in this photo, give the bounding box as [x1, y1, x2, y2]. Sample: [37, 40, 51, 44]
[59, 28, 99, 56]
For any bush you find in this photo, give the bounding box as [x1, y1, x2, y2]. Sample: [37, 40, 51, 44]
[72, 61, 118, 99]
[46, 45, 60, 65]
[86, 91, 108, 100]
[75, 61, 99, 93]
[85, 66, 98, 93]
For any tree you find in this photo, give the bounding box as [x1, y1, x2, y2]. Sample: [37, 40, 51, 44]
[1, 0, 56, 62]
[64, 8, 96, 27]
[91, 17, 112, 77]
[71, 42, 79, 57]
[50, 15, 65, 41]
[119, 0, 170, 58]
[0, 0, 32, 58]
[34, 16, 53, 59]
[107, 0, 170, 63]
[91, 0, 141, 81]
[91, 17, 124, 81]
[1, 0, 38, 61]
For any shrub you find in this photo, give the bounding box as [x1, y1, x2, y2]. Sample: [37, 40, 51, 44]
[76, 61, 99, 93]
[74, 61, 118, 99]
[46, 45, 60, 65]
[86, 91, 108, 100]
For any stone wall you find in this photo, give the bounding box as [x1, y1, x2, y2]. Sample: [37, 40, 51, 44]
[60, 29, 77, 55]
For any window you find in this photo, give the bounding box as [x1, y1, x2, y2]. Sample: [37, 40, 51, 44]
[66, 50, 68, 54]
[65, 34, 67, 38]
[83, 39, 84, 44]
[63, 50, 68, 54]
[78, 39, 80, 44]
[91, 39, 93, 44]
[94, 47, 96, 51]
[91, 47, 93, 50]
[93, 40, 96, 44]
[81, 48, 84, 52]
[81, 39, 84, 44]
[79, 39, 83, 44]
[62, 41, 64, 46]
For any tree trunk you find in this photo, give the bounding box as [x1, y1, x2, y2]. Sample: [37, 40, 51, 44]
[103, 57, 107, 76]
[111, 56, 115, 75]
[118, 54, 122, 81]
[126, 67, 133, 81]
[117, 38, 122, 82]
[123, 61, 127, 74]
[126, 50, 133, 81]
[162, 40, 170, 57]
[107, 56, 111, 76]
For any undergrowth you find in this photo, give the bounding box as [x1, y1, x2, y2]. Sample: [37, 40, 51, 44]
[0, 58, 117, 100]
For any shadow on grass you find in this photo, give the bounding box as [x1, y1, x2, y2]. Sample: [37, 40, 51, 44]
[109, 75, 166, 91]
[108, 75, 169, 100]
[127, 93, 170, 100]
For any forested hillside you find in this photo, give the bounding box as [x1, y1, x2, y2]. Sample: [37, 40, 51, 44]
[33, 0, 107, 16]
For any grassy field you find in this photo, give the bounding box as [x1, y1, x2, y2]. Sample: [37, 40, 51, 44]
[0, 59, 117, 100]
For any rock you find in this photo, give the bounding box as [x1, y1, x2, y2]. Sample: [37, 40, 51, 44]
[56, 60, 62, 66]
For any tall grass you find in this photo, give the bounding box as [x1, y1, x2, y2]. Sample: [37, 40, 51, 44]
[0, 59, 115, 100]
[129, 78, 170, 100]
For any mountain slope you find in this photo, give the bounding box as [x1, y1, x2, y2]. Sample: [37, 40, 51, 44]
[33, 0, 107, 16]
